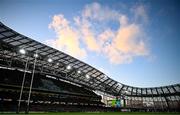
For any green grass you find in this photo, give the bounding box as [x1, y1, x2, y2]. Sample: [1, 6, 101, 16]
[0, 112, 180, 115]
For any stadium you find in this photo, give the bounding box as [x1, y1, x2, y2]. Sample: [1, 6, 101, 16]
[0, 0, 180, 115]
[0, 21, 180, 114]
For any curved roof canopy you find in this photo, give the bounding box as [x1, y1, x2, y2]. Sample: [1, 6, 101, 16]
[0, 22, 179, 97]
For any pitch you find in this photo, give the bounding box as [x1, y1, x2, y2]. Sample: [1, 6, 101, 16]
[1, 112, 180, 115]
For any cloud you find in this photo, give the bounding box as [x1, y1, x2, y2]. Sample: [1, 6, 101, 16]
[47, 2, 150, 64]
[114, 23, 147, 55]
[79, 18, 100, 52]
[132, 5, 148, 23]
[98, 29, 115, 46]
[103, 23, 148, 64]
[119, 15, 128, 26]
[47, 15, 87, 58]
[82, 2, 120, 21]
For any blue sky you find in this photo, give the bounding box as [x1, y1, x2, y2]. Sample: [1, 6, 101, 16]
[0, 0, 179, 87]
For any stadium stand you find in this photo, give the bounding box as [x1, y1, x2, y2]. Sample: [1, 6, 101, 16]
[0, 22, 179, 112]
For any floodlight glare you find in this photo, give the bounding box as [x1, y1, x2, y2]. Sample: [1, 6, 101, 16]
[77, 70, 81, 74]
[125, 90, 128, 93]
[48, 58, 53, 63]
[34, 53, 38, 58]
[19, 49, 26, 54]
[86, 74, 90, 79]
[66, 65, 71, 70]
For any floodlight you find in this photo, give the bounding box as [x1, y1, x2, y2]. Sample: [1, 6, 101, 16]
[86, 74, 90, 79]
[34, 53, 38, 58]
[48, 58, 53, 63]
[103, 75, 107, 79]
[66, 65, 71, 70]
[125, 90, 128, 93]
[77, 70, 81, 74]
[19, 49, 26, 55]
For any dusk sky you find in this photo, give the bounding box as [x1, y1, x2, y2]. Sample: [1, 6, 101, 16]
[0, 0, 179, 87]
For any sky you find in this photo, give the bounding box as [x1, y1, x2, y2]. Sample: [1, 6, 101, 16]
[0, 0, 179, 87]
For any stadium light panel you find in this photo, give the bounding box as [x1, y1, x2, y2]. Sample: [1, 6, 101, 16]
[19, 49, 26, 55]
[34, 53, 38, 58]
[103, 75, 108, 79]
[48, 58, 53, 63]
[124, 90, 128, 94]
[66, 65, 71, 70]
[86, 74, 90, 79]
[77, 70, 81, 74]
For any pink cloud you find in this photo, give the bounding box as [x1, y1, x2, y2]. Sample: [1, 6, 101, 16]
[47, 2, 150, 64]
[103, 23, 148, 64]
[47, 14, 87, 58]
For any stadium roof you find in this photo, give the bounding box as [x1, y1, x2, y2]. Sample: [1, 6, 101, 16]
[0, 22, 180, 97]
